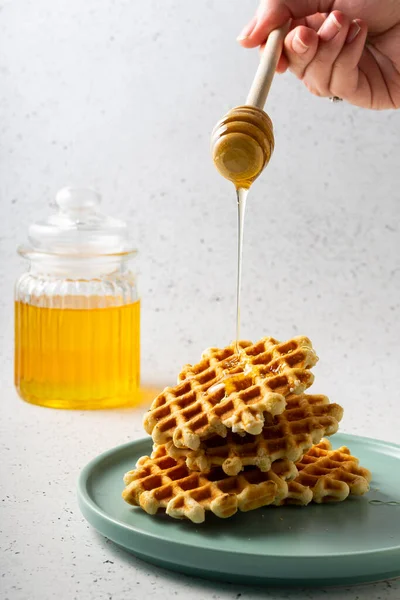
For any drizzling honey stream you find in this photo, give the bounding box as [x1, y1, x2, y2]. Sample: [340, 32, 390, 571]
[211, 105, 275, 352]
[210, 21, 286, 354]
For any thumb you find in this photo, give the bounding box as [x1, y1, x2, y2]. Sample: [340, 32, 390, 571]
[238, 0, 334, 48]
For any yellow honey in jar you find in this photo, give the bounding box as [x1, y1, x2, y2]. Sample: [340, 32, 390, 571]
[15, 299, 140, 409]
[14, 187, 142, 410]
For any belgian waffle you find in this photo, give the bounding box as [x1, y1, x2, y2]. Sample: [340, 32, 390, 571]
[166, 394, 343, 476]
[143, 336, 318, 450]
[277, 439, 372, 505]
[122, 444, 298, 523]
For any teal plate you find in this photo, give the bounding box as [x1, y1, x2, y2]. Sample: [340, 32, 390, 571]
[78, 433, 400, 586]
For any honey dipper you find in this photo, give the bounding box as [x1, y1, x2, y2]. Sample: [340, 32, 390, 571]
[211, 25, 289, 189]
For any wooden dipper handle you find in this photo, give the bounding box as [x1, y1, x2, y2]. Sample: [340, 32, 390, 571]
[246, 23, 290, 109]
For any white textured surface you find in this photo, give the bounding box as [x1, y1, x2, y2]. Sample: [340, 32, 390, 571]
[1, 0, 399, 598]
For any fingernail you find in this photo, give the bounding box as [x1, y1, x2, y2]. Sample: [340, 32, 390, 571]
[237, 18, 257, 41]
[319, 12, 342, 42]
[292, 33, 309, 54]
[346, 19, 361, 44]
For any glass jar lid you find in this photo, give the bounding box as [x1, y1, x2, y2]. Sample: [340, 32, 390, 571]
[24, 187, 135, 256]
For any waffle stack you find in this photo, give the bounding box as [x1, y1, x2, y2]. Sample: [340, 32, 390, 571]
[123, 336, 371, 523]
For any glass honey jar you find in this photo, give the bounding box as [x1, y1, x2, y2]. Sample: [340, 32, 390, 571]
[14, 187, 140, 409]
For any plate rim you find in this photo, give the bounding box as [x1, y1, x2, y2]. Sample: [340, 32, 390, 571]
[77, 432, 400, 559]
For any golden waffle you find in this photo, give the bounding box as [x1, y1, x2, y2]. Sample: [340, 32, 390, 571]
[277, 439, 372, 505]
[166, 394, 343, 476]
[122, 444, 298, 523]
[143, 336, 318, 450]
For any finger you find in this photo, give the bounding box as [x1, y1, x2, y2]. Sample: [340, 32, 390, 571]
[303, 11, 351, 97]
[237, 16, 258, 46]
[283, 25, 319, 80]
[305, 13, 328, 31]
[238, 0, 334, 47]
[329, 20, 369, 102]
[291, 13, 327, 33]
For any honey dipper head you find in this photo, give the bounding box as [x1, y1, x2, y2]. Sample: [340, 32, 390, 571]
[211, 106, 275, 189]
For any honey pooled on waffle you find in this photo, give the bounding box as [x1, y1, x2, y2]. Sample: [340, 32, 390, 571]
[14, 187, 141, 409]
[143, 335, 318, 450]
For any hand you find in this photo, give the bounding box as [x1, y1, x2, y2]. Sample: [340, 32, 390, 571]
[238, 0, 400, 110]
